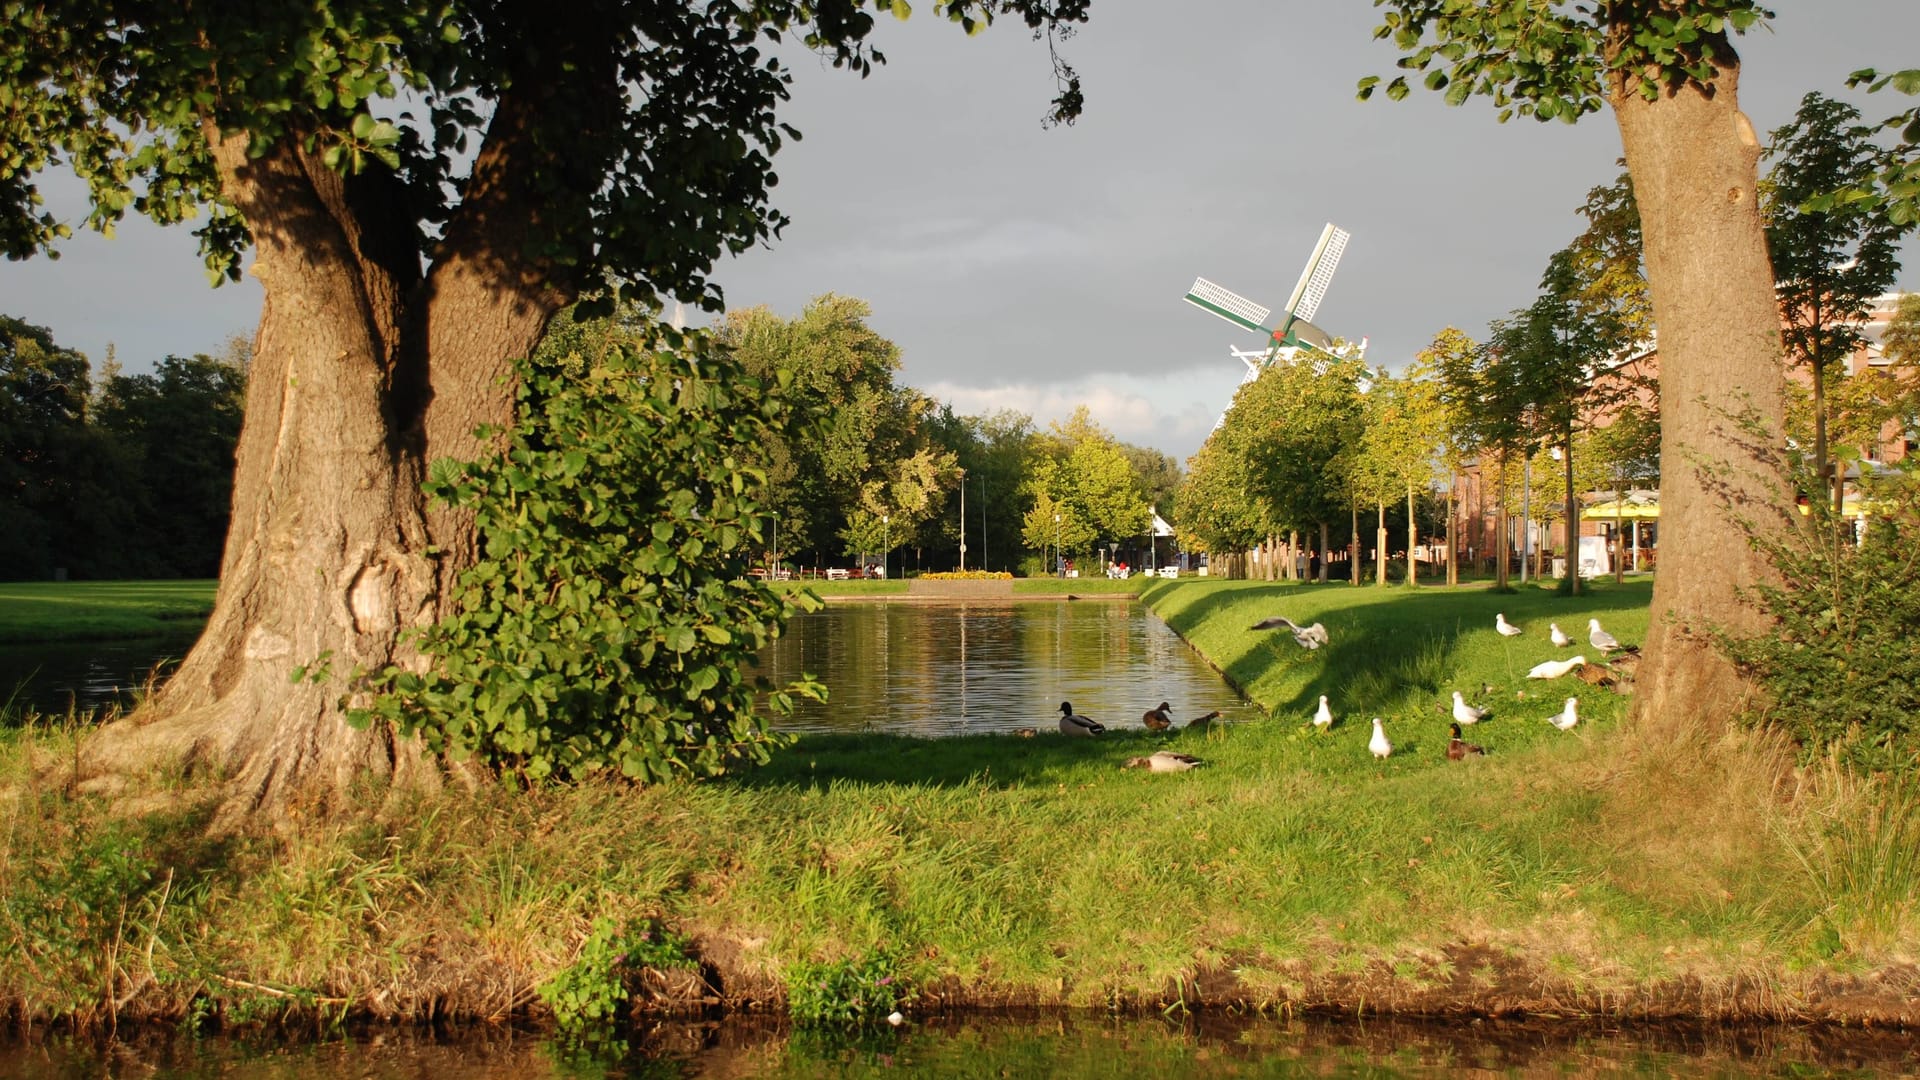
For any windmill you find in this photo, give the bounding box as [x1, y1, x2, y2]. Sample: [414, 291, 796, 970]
[1183, 223, 1363, 388]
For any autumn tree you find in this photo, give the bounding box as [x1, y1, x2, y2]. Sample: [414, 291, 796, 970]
[2, 1, 1086, 819]
[1364, 0, 1794, 730]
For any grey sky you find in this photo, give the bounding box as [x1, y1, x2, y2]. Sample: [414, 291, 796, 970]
[4, 2, 1916, 464]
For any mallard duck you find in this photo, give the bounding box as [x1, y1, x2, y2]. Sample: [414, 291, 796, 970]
[1495, 612, 1522, 637]
[1546, 696, 1579, 730]
[1251, 615, 1328, 650]
[1549, 622, 1571, 648]
[1058, 701, 1105, 736]
[1185, 709, 1224, 731]
[1588, 618, 1636, 654]
[1368, 717, 1392, 759]
[1451, 690, 1489, 726]
[1446, 722, 1486, 760]
[1123, 750, 1205, 772]
[1526, 655, 1586, 680]
[1312, 694, 1333, 730]
[1142, 702, 1174, 731]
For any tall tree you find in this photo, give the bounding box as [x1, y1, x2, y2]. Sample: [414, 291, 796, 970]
[1415, 329, 1482, 585]
[2, 1, 1087, 818]
[1763, 92, 1914, 516]
[0, 315, 95, 579]
[1364, 1, 1793, 731]
[1020, 407, 1147, 563]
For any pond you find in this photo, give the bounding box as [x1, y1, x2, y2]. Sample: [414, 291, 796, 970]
[4, 1013, 1916, 1078]
[0, 631, 199, 717]
[750, 600, 1252, 735]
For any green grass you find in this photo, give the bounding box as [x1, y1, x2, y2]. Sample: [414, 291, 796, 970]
[1, 576, 1911, 1027]
[0, 580, 216, 644]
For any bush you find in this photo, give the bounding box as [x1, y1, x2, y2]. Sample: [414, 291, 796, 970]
[1723, 465, 1920, 771]
[786, 952, 909, 1026]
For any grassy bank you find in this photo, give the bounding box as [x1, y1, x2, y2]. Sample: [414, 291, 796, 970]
[0, 581, 215, 645]
[3, 579, 1917, 1030]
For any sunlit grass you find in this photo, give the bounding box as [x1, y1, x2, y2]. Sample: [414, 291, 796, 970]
[0, 580, 216, 644]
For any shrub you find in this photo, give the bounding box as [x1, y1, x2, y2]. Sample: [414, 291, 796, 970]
[786, 952, 909, 1026]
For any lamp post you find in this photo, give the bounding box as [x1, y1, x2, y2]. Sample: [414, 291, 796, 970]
[958, 469, 967, 572]
[882, 514, 889, 580]
[1054, 512, 1061, 578]
[772, 511, 779, 579]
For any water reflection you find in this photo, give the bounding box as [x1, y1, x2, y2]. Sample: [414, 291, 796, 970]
[0, 632, 197, 717]
[5, 1013, 1917, 1078]
[752, 601, 1250, 735]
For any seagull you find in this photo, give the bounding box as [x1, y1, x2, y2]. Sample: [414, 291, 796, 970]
[1312, 694, 1333, 731]
[1142, 702, 1174, 731]
[1058, 701, 1105, 736]
[1123, 750, 1205, 773]
[1546, 697, 1579, 730]
[1368, 717, 1393, 759]
[1251, 615, 1329, 650]
[1496, 612, 1522, 637]
[1550, 622, 1571, 648]
[1451, 691, 1489, 726]
[1588, 618, 1634, 654]
[1527, 655, 1587, 680]
[1446, 722, 1486, 760]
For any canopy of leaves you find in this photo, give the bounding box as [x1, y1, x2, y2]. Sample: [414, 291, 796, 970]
[1020, 407, 1146, 557]
[1809, 68, 1920, 226]
[351, 309, 820, 783]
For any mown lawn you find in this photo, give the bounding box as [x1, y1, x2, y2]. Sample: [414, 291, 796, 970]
[0, 580, 215, 644]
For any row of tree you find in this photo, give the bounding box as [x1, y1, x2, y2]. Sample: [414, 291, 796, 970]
[0, 316, 246, 580]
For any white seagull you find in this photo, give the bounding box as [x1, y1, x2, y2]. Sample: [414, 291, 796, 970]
[1312, 694, 1334, 730]
[1550, 622, 1571, 648]
[1252, 615, 1329, 650]
[1123, 750, 1206, 773]
[1588, 618, 1628, 654]
[1527, 655, 1587, 680]
[1058, 701, 1105, 736]
[1368, 717, 1393, 759]
[1495, 612, 1522, 637]
[1546, 697, 1580, 730]
[1451, 691, 1490, 726]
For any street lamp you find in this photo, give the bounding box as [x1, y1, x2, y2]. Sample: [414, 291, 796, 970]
[1054, 512, 1061, 578]
[958, 468, 968, 572]
[772, 511, 779, 579]
[882, 514, 889, 580]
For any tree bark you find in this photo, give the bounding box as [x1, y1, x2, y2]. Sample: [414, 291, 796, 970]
[1406, 487, 1418, 587]
[1374, 504, 1388, 587]
[1494, 451, 1510, 590]
[1608, 41, 1789, 734]
[76, 122, 569, 827]
[1563, 432, 1579, 595]
[1445, 473, 1458, 587]
[1318, 521, 1329, 584]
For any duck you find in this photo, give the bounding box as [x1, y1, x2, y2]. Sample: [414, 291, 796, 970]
[1446, 722, 1486, 760]
[1123, 750, 1205, 773]
[1588, 618, 1636, 654]
[1368, 717, 1393, 759]
[1142, 702, 1174, 731]
[1185, 709, 1225, 731]
[1251, 614, 1329, 650]
[1526, 655, 1586, 680]
[1451, 690, 1489, 726]
[1546, 696, 1579, 730]
[1058, 701, 1105, 736]
[1312, 694, 1333, 731]
[1495, 612, 1522, 637]
[1550, 622, 1571, 648]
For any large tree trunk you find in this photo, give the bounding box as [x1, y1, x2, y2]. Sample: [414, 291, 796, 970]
[77, 120, 569, 826]
[1494, 451, 1510, 590]
[1563, 433, 1579, 595]
[1608, 42, 1789, 734]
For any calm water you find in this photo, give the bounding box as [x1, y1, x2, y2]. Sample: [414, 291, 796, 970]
[4, 1014, 1917, 1078]
[0, 632, 198, 716]
[751, 600, 1252, 735]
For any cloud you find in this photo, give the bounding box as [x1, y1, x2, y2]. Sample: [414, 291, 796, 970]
[920, 368, 1240, 463]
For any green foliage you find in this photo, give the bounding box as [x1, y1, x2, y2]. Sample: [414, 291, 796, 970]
[538, 916, 697, 1032]
[352, 312, 822, 783]
[1020, 407, 1147, 557]
[1807, 68, 1920, 226]
[1723, 467, 1920, 772]
[786, 951, 909, 1026]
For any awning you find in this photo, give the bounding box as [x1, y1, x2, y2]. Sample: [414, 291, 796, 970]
[1583, 495, 1660, 519]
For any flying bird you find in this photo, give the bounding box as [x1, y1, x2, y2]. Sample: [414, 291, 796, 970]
[1496, 612, 1522, 637]
[1451, 690, 1490, 726]
[1527, 655, 1587, 680]
[1588, 618, 1635, 654]
[1546, 697, 1580, 730]
[1550, 622, 1571, 648]
[1368, 717, 1393, 760]
[1446, 722, 1486, 760]
[1058, 702, 1105, 736]
[1143, 702, 1174, 732]
[1251, 615, 1329, 650]
[1123, 750, 1206, 773]
[1312, 694, 1333, 731]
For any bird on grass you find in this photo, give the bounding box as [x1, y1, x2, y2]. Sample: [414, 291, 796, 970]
[1451, 690, 1490, 726]
[1185, 709, 1225, 732]
[1546, 697, 1580, 730]
[1312, 694, 1334, 731]
[1251, 615, 1329, 650]
[1550, 622, 1571, 648]
[1526, 655, 1586, 680]
[1446, 722, 1486, 760]
[1143, 702, 1174, 731]
[1368, 717, 1393, 760]
[1588, 618, 1636, 655]
[1123, 750, 1206, 773]
[1058, 701, 1105, 736]
[1496, 612, 1523, 637]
